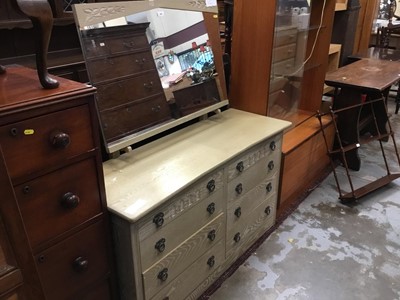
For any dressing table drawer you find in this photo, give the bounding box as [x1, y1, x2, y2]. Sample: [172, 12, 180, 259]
[142, 214, 225, 299]
[96, 72, 164, 111]
[100, 95, 172, 142]
[0, 104, 95, 180]
[87, 51, 155, 84]
[137, 170, 224, 242]
[226, 195, 277, 258]
[140, 190, 224, 271]
[35, 220, 110, 300]
[14, 157, 103, 249]
[82, 34, 149, 59]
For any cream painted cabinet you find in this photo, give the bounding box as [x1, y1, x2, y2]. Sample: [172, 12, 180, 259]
[103, 109, 290, 300]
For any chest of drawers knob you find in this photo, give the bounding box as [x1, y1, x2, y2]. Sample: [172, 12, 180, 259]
[123, 40, 135, 48]
[144, 82, 154, 90]
[206, 180, 216, 192]
[265, 206, 271, 216]
[268, 160, 275, 171]
[206, 202, 215, 215]
[135, 58, 147, 65]
[234, 207, 242, 218]
[153, 212, 165, 228]
[10, 127, 19, 137]
[207, 255, 215, 268]
[266, 182, 273, 193]
[207, 229, 216, 242]
[158, 268, 168, 282]
[270, 141, 276, 151]
[73, 256, 89, 273]
[235, 183, 243, 195]
[233, 232, 241, 243]
[61, 192, 80, 209]
[236, 161, 244, 172]
[50, 131, 71, 149]
[155, 238, 166, 253]
[22, 185, 31, 194]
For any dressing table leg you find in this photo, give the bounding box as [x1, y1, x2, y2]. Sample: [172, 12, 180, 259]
[12, 0, 59, 89]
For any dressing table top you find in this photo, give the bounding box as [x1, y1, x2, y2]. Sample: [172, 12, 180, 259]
[103, 109, 291, 222]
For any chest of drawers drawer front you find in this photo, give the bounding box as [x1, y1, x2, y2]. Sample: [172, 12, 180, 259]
[35, 220, 110, 300]
[142, 214, 224, 299]
[87, 51, 155, 84]
[226, 195, 277, 259]
[227, 179, 277, 229]
[82, 34, 149, 59]
[138, 171, 224, 242]
[227, 135, 282, 182]
[14, 158, 103, 250]
[100, 95, 171, 142]
[140, 188, 224, 270]
[96, 72, 164, 111]
[151, 239, 225, 300]
[274, 27, 297, 47]
[272, 43, 296, 63]
[0, 105, 94, 180]
[227, 155, 280, 203]
[272, 58, 295, 76]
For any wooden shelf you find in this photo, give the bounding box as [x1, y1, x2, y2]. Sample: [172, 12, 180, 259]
[335, 0, 348, 11]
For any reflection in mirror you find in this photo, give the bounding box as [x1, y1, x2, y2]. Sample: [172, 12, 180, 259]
[73, 1, 228, 154]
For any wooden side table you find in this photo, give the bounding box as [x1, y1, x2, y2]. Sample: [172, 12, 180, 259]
[320, 58, 400, 201]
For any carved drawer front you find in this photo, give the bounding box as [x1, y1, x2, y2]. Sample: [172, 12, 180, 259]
[138, 170, 224, 242]
[0, 105, 95, 180]
[151, 239, 225, 300]
[272, 43, 297, 63]
[100, 95, 171, 142]
[14, 158, 103, 250]
[142, 214, 225, 299]
[82, 34, 149, 59]
[96, 72, 164, 111]
[140, 192, 224, 271]
[274, 26, 298, 47]
[86, 51, 155, 84]
[227, 134, 282, 182]
[35, 220, 110, 300]
[226, 194, 277, 259]
[227, 179, 277, 229]
[272, 58, 295, 76]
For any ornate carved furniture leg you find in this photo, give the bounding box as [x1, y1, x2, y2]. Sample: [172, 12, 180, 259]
[12, 0, 59, 89]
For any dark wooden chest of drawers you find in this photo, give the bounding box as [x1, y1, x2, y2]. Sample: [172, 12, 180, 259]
[80, 23, 172, 144]
[0, 66, 115, 299]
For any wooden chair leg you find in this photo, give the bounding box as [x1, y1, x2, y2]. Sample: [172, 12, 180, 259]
[12, 0, 59, 89]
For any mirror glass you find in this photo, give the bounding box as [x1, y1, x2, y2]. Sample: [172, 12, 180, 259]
[73, 1, 228, 154]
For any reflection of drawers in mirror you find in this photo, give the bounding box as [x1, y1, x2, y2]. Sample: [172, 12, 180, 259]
[80, 23, 172, 144]
[271, 25, 298, 76]
[104, 109, 291, 300]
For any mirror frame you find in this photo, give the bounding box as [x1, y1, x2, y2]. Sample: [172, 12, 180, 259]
[73, 0, 228, 154]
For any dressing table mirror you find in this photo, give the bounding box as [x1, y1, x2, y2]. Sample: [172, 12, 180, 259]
[73, 0, 228, 154]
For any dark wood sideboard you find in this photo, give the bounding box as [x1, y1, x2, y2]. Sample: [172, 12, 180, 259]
[0, 66, 116, 299]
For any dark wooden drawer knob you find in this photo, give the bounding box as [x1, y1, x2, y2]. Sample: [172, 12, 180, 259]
[50, 131, 70, 149]
[155, 238, 166, 253]
[10, 127, 19, 137]
[136, 58, 147, 65]
[22, 185, 31, 194]
[236, 161, 244, 172]
[207, 179, 216, 192]
[207, 202, 215, 215]
[123, 40, 135, 48]
[158, 268, 168, 281]
[268, 161, 275, 171]
[270, 141, 276, 151]
[266, 182, 273, 193]
[153, 212, 165, 228]
[207, 255, 215, 268]
[234, 207, 242, 218]
[265, 206, 271, 216]
[235, 183, 243, 195]
[234, 232, 241, 243]
[73, 256, 89, 273]
[208, 229, 216, 241]
[144, 81, 154, 90]
[61, 192, 80, 209]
